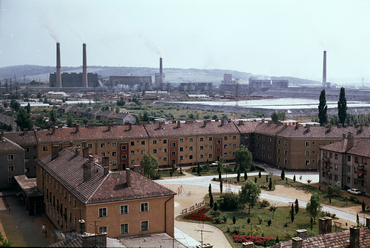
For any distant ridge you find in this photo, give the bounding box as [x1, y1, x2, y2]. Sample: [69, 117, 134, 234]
[0, 64, 320, 85]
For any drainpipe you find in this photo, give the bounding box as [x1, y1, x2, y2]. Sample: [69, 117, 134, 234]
[164, 195, 175, 236]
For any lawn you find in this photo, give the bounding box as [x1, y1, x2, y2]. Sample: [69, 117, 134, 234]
[177, 192, 346, 248]
[217, 174, 361, 208]
[185, 163, 264, 177]
[158, 168, 186, 178]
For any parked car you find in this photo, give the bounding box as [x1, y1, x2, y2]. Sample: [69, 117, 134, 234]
[347, 188, 362, 195]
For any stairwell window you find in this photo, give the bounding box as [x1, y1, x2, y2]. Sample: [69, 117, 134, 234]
[305, 141, 310, 147]
[140, 203, 149, 212]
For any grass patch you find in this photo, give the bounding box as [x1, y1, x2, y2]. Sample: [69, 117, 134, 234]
[177, 193, 346, 248]
[157, 168, 186, 178]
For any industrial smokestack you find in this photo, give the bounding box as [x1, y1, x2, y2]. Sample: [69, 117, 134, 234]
[322, 51, 326, 86]
[82, 43, 88, 88]
[56, 42, 62, 88]
[159, 57, 163, 84]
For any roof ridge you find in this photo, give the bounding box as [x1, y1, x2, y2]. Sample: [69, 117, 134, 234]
[86, 169, 110, 204]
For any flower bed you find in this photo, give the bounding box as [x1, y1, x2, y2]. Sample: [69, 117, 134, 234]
[232, 234, 274, 245]
[184, 208, 214, 222]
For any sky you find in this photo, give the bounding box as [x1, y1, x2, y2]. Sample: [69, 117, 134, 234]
[1, 0, 370, 83]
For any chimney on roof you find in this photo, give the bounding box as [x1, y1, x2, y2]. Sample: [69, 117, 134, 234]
[102, 157, 109, 175]
[350, 226, 360, 248]
[295, 122, 299, 129]
[75, 124, 80, 133]
[291, 237, 303, 248]
[128, 123, 132, 131]
[342, 133, 346, 140]
[126, 168, 131, 187]
[347, 132, 354, 150]
[75, 148, 79, 156]
[327, 124, 331, 132]
[318, 217, 332, 235]
[203, 120, 207, 127]
[82, 142, 87, 148]
[221, 119, 224, 126]
[51, 145, 59, 160]
[177, 121, 180, 128]
[58, 124, 63, 129]
[23, 128, 28, 134]
[238, 120, 244, 126]
[51, 126, 56, 134]
[228, 119, 231, 123]
[83, 156, 93, 181]
[307, 125, 310, 132]
[159, 121, 162, 129]
[296, 229, 307, 239]
[83, 146, 89, 158]
[107, 123, 111, 132]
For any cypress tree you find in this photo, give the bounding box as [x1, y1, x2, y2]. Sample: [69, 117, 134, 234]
[220, 180, 223, 194]
[318, 89, 328, 126]
[244, 171, 248, 181]
[295, 199, 299, 214]
[269, 178, 272, 190]
[258, 171, 262, 178]
[210, 193, 214, 208]
[281, 168, 285, 180]
[338, 87, 347, 124]
[290, 204, 295, 222]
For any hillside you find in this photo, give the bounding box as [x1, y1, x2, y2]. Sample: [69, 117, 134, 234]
[0, 65, 320, 85]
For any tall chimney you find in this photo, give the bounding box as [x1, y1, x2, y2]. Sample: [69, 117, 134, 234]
[126, 168, 131, 187]
[159, 57, 163, 84]
[56, 42, 62, 88]
[83, 156, 93, 181]
[322, 51, 326, 87]
[102, 157, 109, 175]
[51, 145, 59, 160]
[83, 147, 89, 158]
[82, 43, 88, 88]
[350, 227, 360, 248]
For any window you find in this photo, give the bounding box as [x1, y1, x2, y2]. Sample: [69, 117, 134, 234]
[284, 159, 288, 164]
[262, 144, 265, 149]
[268, 137, 272, 142]
[163, 157, 167, 162]
[305, 141, 310, 147]
[141, 221, 149, 232]
[8, 177, 14, 183]
[224, 145, 228, 149]
[278, 139, 281, 145]
[277, 149, 281, 154]
[233, 135, 236, 140]
[69, 195, 71, 203]
[121, 155, 127, 160]
[189, 155, 193, 159]
[209, 137, 213, 141]
[268, 154, 271, 159]
[74, 217, 76, 227]
[200, 146, 204, 150]
[224, 136, 228, 140]
[284, 150, 287, 156]
[163, 148, 167, 153]
[189, 138, 193, 142]
[217, 148, 221, 153]
[141, 141, 146, 145]
[130, 160, 135, 164]
[53, 179, 55, 188]
[335, 154, 338, 159]
[131, 141, 135, 146]
[200, 137, 204, 142]
[233, 144, 237, 148]
[171, 152, 176, 156]
[153, 140, 157, 145]
[140, 203, 149, 212]
[179, 138, 184, 143]
[73, 199, 76, 208]
[101, 143, 106, 148]
[209, 145, 213, 150]
[7, 166, 14, 172]
[347, 177, 350, 183]
[120, 205, 128, 215]
[7, 154, 14, 161]
[99, 207, 107, 217]
[209, 154, 213, 158]
[224, 153, 228, 157]
[112, 142, 117, 147]
[100, 152, 106, 157]
[180, 147, 184, 152]
[262, 136, 265, 141]
[171, 143, 176, 147]
[284, 141, 288, 146]
[347, 166, 351, 172]
[348, 155, 351, 162]
[99, 226, 107, 234]
[305, 151, 310, 156]
[121, 224, 129, 234]
[112, 152, 117, 156]
[305, 160, 310, 165]
[180, 156, 184, 160]
[88, 143, 93, 148]
[330, 153, 333, 158]
[257, 135, 260, 140]
[217, 140, 221, 145]
[121, 145, 127, 150]
[200, 154, 204, 159]
[141, 150, 146, 154]
[278, 158, 281, 163]
[112, 161, 117, 165]
[163, 139, 167, 144]
[189, 147, 193, 151]
[64, 191, 66, 199]
[69, 212, 72, 222]
[153, 149, 157, 154]
[43, 146, 48, 151]
[25, 147, 30, 152]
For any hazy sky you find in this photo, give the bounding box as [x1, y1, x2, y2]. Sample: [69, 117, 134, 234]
[1, 0, 369, 83]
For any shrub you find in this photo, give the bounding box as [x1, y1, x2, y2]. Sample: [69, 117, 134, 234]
[222, 215, 227, 223]
[284, 222, 288, 227]
[268, 219, 272, 226]
[184, 208, 214, 222]
[232, 226, 241, 235]
[209, 209, 221, 217]
[219, 193, 239, 210]
[285, 231, 293, 239]
[232, 234, 274, 245]
[214, 217, 222, 224]
[260, 199, 270, 208]
[233, 215, 236, 224]
[350, 196, 358, 202]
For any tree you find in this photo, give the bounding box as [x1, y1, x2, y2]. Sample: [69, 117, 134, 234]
[268, 178, 272, 190]
[232, 215, 236, 224]
[293, 175, 296, 182]
[244, 171, 248, 181]
[310, 217, 313, 230]
[213, 202, 218, 211]
[236, 170, 240, 182]
[210, 193, 214, 208]
[295, 199, 299, 214]
[37, 92, 42, 98]
[362, 201, 366, 212]
[115, 106, 120, 114]
[290, 204, 295, 222]
[239, 179, 261, 214]
[0, 231, 12, 247]
[271, 112, 279, 124]
[3, 101, 8, 108]
[306, 193, 322, 224]
[254, 177, 257, 183]
[338, 87, 347, 124]
[326, 185, 334, 204]
[258, 171, 261, 178]
[276, 236, 280, 244]
[15, 107, 32, 131]
[197, 163, 201, 175]
[142, 153, 159, 179]
[234, 145, 253, 173]
[220, 180, 223, 194]
[281, 168, 285, 180]
[10, 99, 20, 112]
[318, 89, 328, 126]
[25, 103, 31, 114]
[49, 109, 57, 125]
[67, 115, 73, 127]
[356, 213, 359, 226]
[266, 175, 268, 182]
[269, 206, 277, 220]
[208, 183, 212, 197]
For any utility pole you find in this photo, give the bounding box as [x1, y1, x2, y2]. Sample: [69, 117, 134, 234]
[195, 229, 213, 246]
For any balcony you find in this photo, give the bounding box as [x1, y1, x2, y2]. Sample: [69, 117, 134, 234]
[357, 164, 364, 169]
[323, 157, 330, 163]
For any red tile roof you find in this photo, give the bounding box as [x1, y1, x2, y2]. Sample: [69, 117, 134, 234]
[253, 122, 287, 136]
[234, 121, 258, 133]
[0, 136, 25, 153]
[144, 121, 239, 138]
[4, 130, 38, 145]
[321, 138, 370, 157]
[37, 147, 175, 205]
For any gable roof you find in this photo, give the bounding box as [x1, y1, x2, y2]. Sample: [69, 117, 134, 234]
[4, 130, 38, 145]
[321, 138, 370, 157]
[234, 121, 258, 133]
[37, 147, 175, 205]
[144, 120, 239, 138]
[35, 125, 149, 144]
[0, 136, 25, 153]
[253, 122, 286, 136]
[115, 112, 130, 119]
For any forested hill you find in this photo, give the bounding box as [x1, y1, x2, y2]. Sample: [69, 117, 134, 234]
[0, 64, 320, 85]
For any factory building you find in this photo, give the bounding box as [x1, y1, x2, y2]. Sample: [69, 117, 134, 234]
[248, 78, 288, 93]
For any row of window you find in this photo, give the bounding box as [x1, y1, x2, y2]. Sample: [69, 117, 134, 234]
[98, 221, 148, 235]
[256, 135, 272, 142]
[98, 203, 148, 217]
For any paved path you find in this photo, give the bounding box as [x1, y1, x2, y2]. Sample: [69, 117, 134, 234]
[5, 196, 48, 247]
